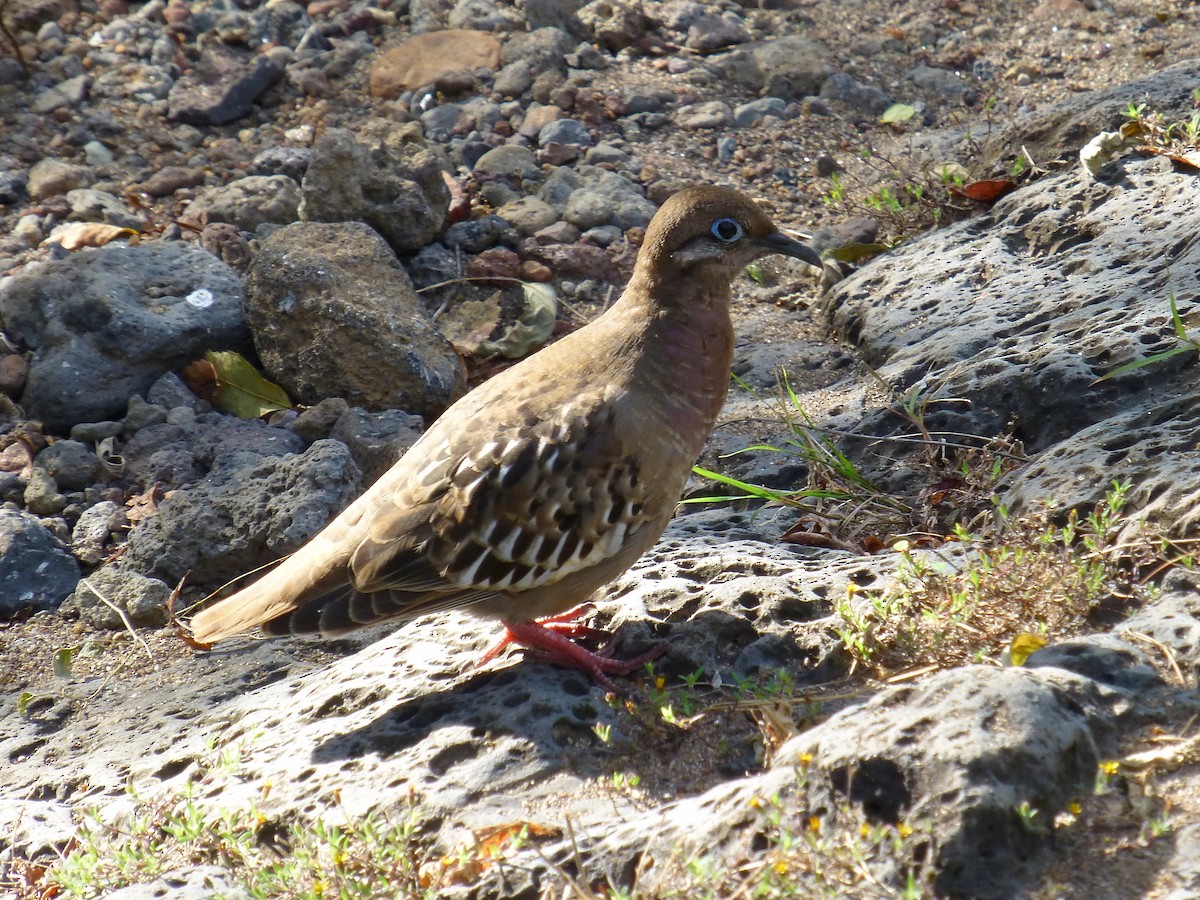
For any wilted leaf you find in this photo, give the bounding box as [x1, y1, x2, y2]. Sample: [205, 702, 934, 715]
[880, 103, 916, 124]
[1006, 633, 1048, 667]
[1080, 129, 1136, 176]
[53, 646, 75, 678]
[826, 242, 889, 264]
[45, 222, 139, 250]
[17, 691, 33, 716]
[745, 262, 765, 284]
[126, 484, 165, 524]
[480, 283, 557, 359]
[205, 350, 292, 418]
[1135, 145, 1200, 171]
[181, 358, 218, 403]
[953, 179, 1018, 203]
[423, 821, 560, 888]
[439, 293, 505, 355]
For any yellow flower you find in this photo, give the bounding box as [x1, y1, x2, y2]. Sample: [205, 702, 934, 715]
[798, 753, 814, 767]
[774, 860, 789, 875]
[1067, 801, 1082, 815]
[655, 676, 666, 690]
[1100, 760, 1120, 775]
[749, 796, 762, 809]
[897, 822, 913, 838]
[809, 816, 821, 833]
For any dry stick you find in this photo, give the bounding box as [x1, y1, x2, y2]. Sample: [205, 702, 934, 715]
[0, 0, 31, 79]
[80, 578, 154, 661]
[1123, 630, 1187, 687]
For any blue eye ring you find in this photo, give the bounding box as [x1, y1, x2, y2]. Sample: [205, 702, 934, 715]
[710, 217, 744, 243]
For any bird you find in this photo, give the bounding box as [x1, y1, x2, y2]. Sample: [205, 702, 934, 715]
[189, 185, 822, 692]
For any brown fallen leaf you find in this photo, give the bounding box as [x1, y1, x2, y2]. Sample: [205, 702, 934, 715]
[952, 178, 1018, 203]
[44, 222, 139, 250]
[1135, 145, 1200, 171]
[126, 484, 166, 525]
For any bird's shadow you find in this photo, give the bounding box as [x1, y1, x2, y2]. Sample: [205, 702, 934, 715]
[310, 608, 838, 780]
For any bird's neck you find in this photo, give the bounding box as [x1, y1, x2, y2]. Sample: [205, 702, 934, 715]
[614, 267, 736, 457]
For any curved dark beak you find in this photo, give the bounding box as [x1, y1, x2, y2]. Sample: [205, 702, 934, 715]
[757, 232, 823, 270]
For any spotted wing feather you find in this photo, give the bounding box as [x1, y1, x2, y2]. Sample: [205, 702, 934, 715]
[350, 395, 657, 599]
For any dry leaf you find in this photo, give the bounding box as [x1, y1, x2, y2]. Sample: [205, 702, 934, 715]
[1135, 145, 1200, 171]
[953, 178, 1018, 203]
[44, 222, 139, 250]
[439, 293, 505, 355]
[203, 350, 292, 418]
[479, 283, 557, 359]
[126, 484, 165, 524]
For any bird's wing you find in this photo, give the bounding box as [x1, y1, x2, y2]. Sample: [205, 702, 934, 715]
[350, 389, 662, 599]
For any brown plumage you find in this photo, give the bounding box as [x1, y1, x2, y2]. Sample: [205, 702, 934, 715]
[188, 185, 821, 691]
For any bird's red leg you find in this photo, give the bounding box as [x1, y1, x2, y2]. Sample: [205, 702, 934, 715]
[489, 619, 664, 693]
[477, 604, 603, 664]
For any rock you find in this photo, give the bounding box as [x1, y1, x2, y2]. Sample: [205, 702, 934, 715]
[496, 196, 558, 235]
[27, 158, 92, 200]
[684, 14, 750, 53]
[909, 64, 968, 99]
[68, 567, 173, 628]
[0, 242, 247, 432]
[733, 96, 787, 127]
[70, 499, 125, 566]
[291, 396, 351, 444]
[0, 799, 75, 859]
[443, 214, 517, 252]
[24, 467, 66, 515]
[34, 440, 100, 491]
[493, 59, 533, 97]
[168, 43, 285, 126]
[578, 0, 646, 51]
[561, 170, 656, 229]
[249, 146, 313, 182]
[119, 439, 361, 591]
[245, 221, 465, 417]
[465, 245, 521, 281]
[819, 72, 893, 117]
[499, 26, 575, 75]
[711, 35, 829, 98]
[369, 29, 501, 99]
[328, 406, 424, 483]
[31, 73, 91, 113]
[0, 507, 80, 615]
[518, 103, 564, 139]
[473, 144, 541, 181]
[678, 100, 733, 129]
[137, 166, 208, 197]
[182, 175, 301, 232]
[65, 189, 143, 229]
[538, 117, 592, 147]
[100, 867, 249, 900]
[298, 124, 451, 255]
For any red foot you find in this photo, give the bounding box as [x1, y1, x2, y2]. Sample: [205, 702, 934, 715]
[479, 614, 665, 694]
[478, 604, 601, 664]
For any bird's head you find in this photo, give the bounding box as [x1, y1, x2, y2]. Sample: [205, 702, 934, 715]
[640, 186, 822, 278]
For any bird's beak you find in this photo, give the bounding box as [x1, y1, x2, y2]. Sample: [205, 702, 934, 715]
[757, 232, 823, 270]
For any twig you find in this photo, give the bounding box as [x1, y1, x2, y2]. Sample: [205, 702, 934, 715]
[0, 0, 32, 79]
[79, 578, 154, 661]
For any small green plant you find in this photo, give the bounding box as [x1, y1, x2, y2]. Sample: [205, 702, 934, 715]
[1096, 291, 1200, 382]
[840, 482, 1159, 671]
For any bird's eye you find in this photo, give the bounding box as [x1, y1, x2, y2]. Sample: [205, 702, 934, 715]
[710, 217, 744, 243]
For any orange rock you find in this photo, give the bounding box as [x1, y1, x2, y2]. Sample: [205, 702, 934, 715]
[369, 30, 502, 99]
